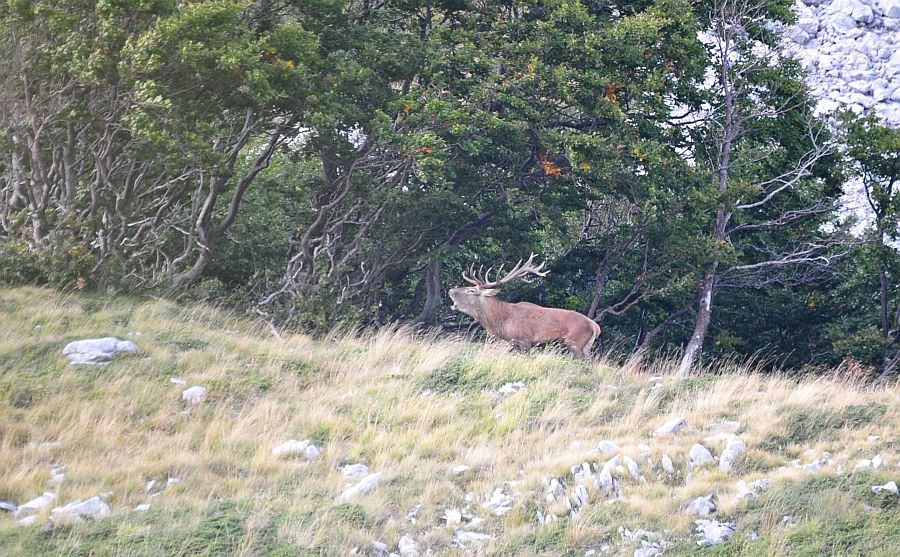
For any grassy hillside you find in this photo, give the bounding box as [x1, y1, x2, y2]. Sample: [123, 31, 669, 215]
[0, 287, 897, 556]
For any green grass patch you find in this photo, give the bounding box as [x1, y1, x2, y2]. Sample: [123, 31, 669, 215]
[419, 357, 493, 393]
[761, 402, 888, 450]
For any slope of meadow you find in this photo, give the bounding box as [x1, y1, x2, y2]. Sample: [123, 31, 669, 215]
[0, 287, 898, 556]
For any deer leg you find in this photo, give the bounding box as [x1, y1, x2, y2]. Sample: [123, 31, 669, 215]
[512, 340, 531, 353]
[564, 341, 581, 357]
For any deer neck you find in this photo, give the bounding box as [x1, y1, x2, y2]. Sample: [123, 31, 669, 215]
[476, 296, 512, 336]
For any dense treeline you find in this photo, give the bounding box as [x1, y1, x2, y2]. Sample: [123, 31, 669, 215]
[1, 1, 898, 376]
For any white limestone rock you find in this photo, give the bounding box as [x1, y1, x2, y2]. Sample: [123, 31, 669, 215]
[734, 479, 769, 502]
[872, 480, 898, 495]
[340, 463, 370, 478]
[623, 456, 643, 481]
[454, 530, 493, 544]
[689, 444, 715, 466]
[687, 495, 716, 516]
[886, 0, 900, 18]
[50, 496, 110, 523]
[652, 417, 687, 437]
[340, 473, 381, 501]
[63, 337, 138, 365]
[719, 437, 747, 472]
[443, 508, 462, 525]
[272, 439, 320, 460]
[661, 454, 675, 474]
[597, 440, 620, 455]
[483, 487, 514, 516]
[181, 385, 207, 405]
[398, 534, 418, 557]
[13, 492, 54, 518]
[497, 381, 526, 395]
[695, 519, 735, 545]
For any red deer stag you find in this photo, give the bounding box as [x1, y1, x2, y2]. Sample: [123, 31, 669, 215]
[448, 254, 601, 358]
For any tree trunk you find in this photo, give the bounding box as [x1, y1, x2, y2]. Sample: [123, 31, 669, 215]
[412, 258, 441, 326]
[587, 259, 610, 319]
[677, 266, 717, 377]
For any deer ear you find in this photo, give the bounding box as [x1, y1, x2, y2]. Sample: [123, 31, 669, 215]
[480, 288, 500, 297]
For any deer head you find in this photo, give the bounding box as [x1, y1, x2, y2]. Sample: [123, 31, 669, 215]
[448, 253, 549, 317]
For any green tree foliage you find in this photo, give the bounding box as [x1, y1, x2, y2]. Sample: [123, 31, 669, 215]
[1, 0, 894, 376]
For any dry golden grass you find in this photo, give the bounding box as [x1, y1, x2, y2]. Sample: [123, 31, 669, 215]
[0, 286, 897, 556]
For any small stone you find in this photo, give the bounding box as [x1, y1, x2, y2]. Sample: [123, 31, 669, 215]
[483, 487, 514, 516]
[50, 496, 111, 523]
[444, 508, 462, 525]
[695, 519, 734, 545]
[872, 481, 898, 495]
[1, 501, 17, 512]
[166, 477, 180, 486]
[623, 456, 643, 481]
[638, 443, 651, 454]
[652, 417, 687, 437]
[689, 444, 714, 466]
[719, 437, 747, 472]
[452, 464, 471, 475]
[13, 492, 54, 518]
[272, 439, 320, 460]
[734, 479, 769, 502]
[181, 386, 207, 405]
[634, 542, 661, 557]
[661, 454, 675, 474]
[169, 377, 186, 385]
[597, 440, 620, 454]
[372, 541, 389, 557]
[340, 473, 381, 501]
[687, 495, 716, 516]
[406, 503, 421, 524]
[340, 463, 370, 479]
[498, 381, 526, 395]
[398, 534, 418, 556]
[134, 503, 150, 512]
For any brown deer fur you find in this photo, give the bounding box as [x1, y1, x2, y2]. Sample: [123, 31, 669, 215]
[448, 286, 601, 358]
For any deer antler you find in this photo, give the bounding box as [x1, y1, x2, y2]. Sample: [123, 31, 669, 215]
[461, 253, 549, 289]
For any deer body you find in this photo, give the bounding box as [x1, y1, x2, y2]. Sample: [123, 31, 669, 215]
[448, 254, 600, 358]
